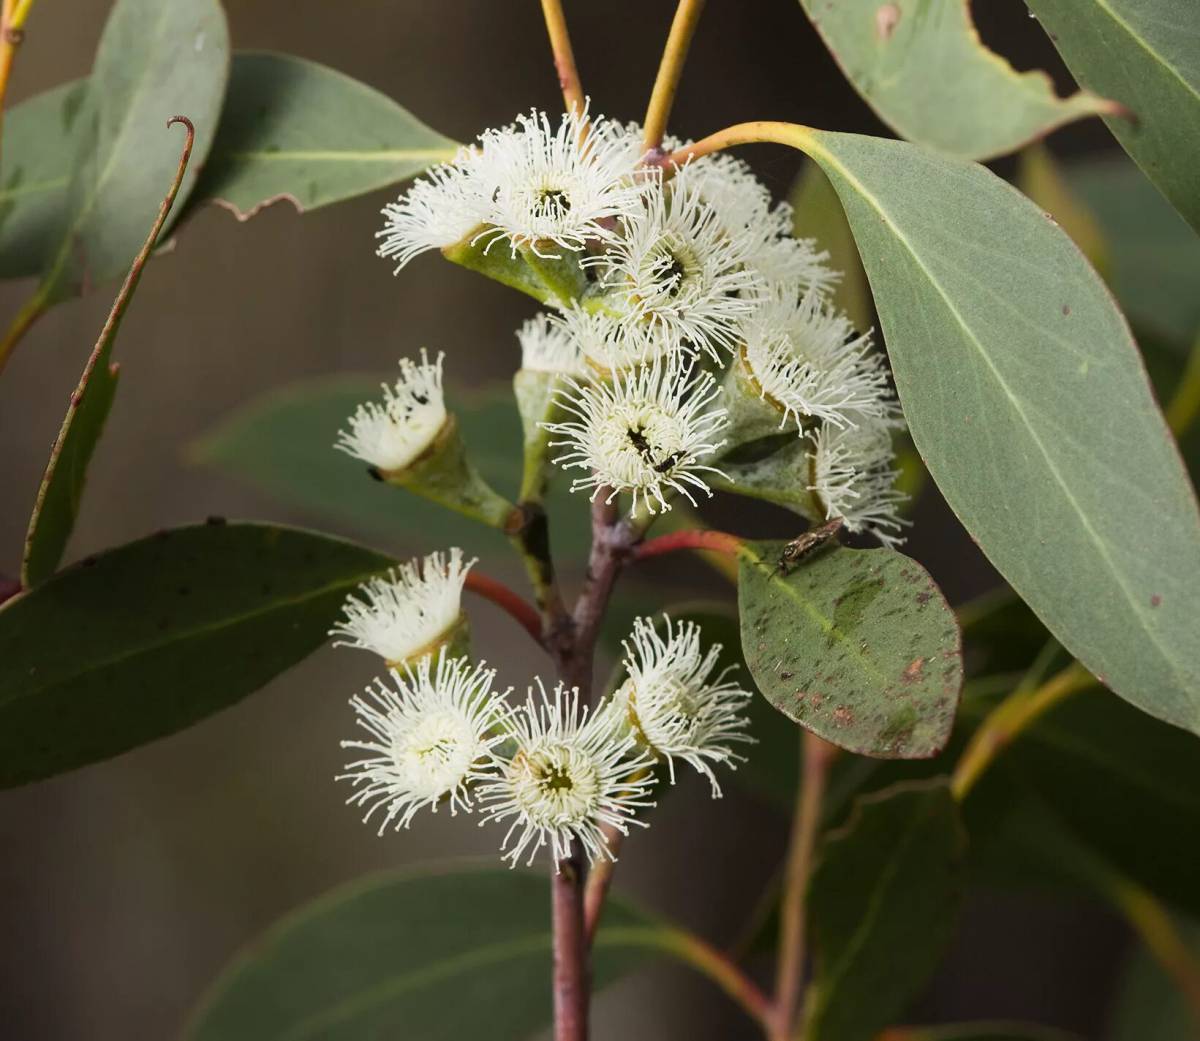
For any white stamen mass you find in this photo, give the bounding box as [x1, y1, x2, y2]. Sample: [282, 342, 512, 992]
[340, 652, 512, 832]
[330, 548, 474, 664]
[613, 615, 753, 795]
[376, 155, 487, 272]
[555, 306, 672, 373]
[477, 680, 656, 866]
[741, 288, 893, 431]
[335, 349, 447, 473]
[516, 312, 590, 377]
[542, 353, 729, 514]
[810, 418, 908, 548]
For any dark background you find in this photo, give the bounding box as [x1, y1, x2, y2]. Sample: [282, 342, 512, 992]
[0, 2, 1135, 1038]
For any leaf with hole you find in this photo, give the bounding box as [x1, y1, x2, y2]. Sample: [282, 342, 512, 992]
[797, 0, 1118, 160]
[795, 127, 1200, 737]
[185, 51, 458, 221]
[0, 523, 391, 788]
[738, 540, 962, 759]
[806, 779, 967, 1041]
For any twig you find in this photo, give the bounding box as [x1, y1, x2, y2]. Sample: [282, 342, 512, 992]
[631, 526, 744, 562]
[642, 0, 706, 154]
[773, 732, 836, 1041]
[951, 660, 1095, 801]
[462, 569, 544, 645]
[539, 0, 585, 114]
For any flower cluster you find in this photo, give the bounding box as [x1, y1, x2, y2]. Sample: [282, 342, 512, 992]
[332, 557, 751, 867]
[369, 105, 906, 536]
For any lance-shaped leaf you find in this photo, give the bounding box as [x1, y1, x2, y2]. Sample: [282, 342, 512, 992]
[0, 523, 391, 788]
[1026, 0, 1200, 235]
[186, 52, 459, 221]
[0, 79, 84, 279]
[805, 779, 967, 1041]
[788, 127, 1200, 736]
[796, 0, 1119, 160]
[29, 0, 229, 312]
[738, 540, 962, 759]
[22, 119, 195, 588]
[184, 864, 745, 1040]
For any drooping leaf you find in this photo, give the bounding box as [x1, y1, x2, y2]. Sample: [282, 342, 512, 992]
[738, 540, 962, 759]
[22, 119, 195, 588]
[0, 79, 84, 279]
[796, 0, 1119, 160]
[1016, 144, 1109, 280]
[186, 52, 458, 221]
[183, 863, 717, 1040]
[806, 779, 967, 1041]
[1026, 0, 1200, 235]
[0, 523, 391, 788]
[1068, 157, 1200, 349]
[795, 127, 1200, 736]
[31, 0, 229, 311]
[790, 160, 872, 331]
[189, 376, 591, 564]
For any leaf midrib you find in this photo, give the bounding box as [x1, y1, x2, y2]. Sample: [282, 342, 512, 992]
[1076, 0, 1200, 105]
[0, 566, 384, 706]
[811, 136, 1191, 698]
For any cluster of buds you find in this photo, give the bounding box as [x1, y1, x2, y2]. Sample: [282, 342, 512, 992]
[331, 551, 752, 866]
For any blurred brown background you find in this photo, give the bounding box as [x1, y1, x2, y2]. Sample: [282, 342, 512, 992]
[0, 2, 1131, 1039]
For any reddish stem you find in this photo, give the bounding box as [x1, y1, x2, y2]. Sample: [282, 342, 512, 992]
[463, 570, 543, 644]
[631, 528, 743, 563]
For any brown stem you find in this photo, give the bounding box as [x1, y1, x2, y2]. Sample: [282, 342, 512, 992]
[553, 846, 590, 1041]
[539, 0, 585, 114]
[773, 733, 836, 1041]
[642, 0, 706, 153]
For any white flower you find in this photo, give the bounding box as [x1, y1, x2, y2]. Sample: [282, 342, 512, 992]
[335, 349, 447, 473]
[592, 165, 763, 360]
[330, 548, 474, 665]
[746, 233, 841, 299]
[542, 353, 729, 514]
[516, 312, 589, 377]
[340, 652, 512, 832]
[477, 680, 656, 866]
[377, 154, 488, 272]
[474, 106, 647, 259]
[554, 306, 673, 373]
[613, 615, 753, 795]
[740, 288, 893, 431]
[810, 417, 908, 547]
[685, 151, 789, 239]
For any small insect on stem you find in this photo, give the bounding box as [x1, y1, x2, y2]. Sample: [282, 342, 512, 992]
[770, 517, 844, 578]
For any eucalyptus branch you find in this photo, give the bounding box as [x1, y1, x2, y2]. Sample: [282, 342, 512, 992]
[951, 660, 1095, 801]
[773, 732, 836, 1041]
[539, 0, 585, 115]
[641, 0, 706, 154]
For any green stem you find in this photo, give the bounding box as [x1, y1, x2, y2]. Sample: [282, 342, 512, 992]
[641, 0, 706, 153]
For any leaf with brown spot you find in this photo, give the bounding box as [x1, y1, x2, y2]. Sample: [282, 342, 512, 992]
[737, 541, 962, 759]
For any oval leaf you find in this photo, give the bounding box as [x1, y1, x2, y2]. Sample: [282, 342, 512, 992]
[187, 51, 459, 221]
[800, 128, 1200, 736]
[806, 779, 967, 1041]
[34, 0, 229, 308]
[1026, 0, 1200, 235]
[0, 79, 84, 279]
[797, 0, 1118, 160]
[738, 541, 962, 759]
[0, 523, 391, 787]
[184, 864, 657, 1041]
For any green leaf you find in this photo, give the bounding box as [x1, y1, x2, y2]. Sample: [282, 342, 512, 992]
[738, 540, 961, 759]
[806, 779, 967, 1041]
[0, 79, 84, 279]
[1026, 0, 1200, 235]
[184, 863, 669, 1040]
[0, 523, 391, 788]
[186, 51, 458, 221]
[800, 127, 1200, 736]
[189, 375, 590, 564]
[797, 0, 1118, 160]
[1068, 157, 1200, 349]
[22, 118, 194, 588]
[1109, 916, 1200, 1041]
[789, 160, 872, 331]
[31, 0, 229, 311]
[1016, 144, 1110, 280]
